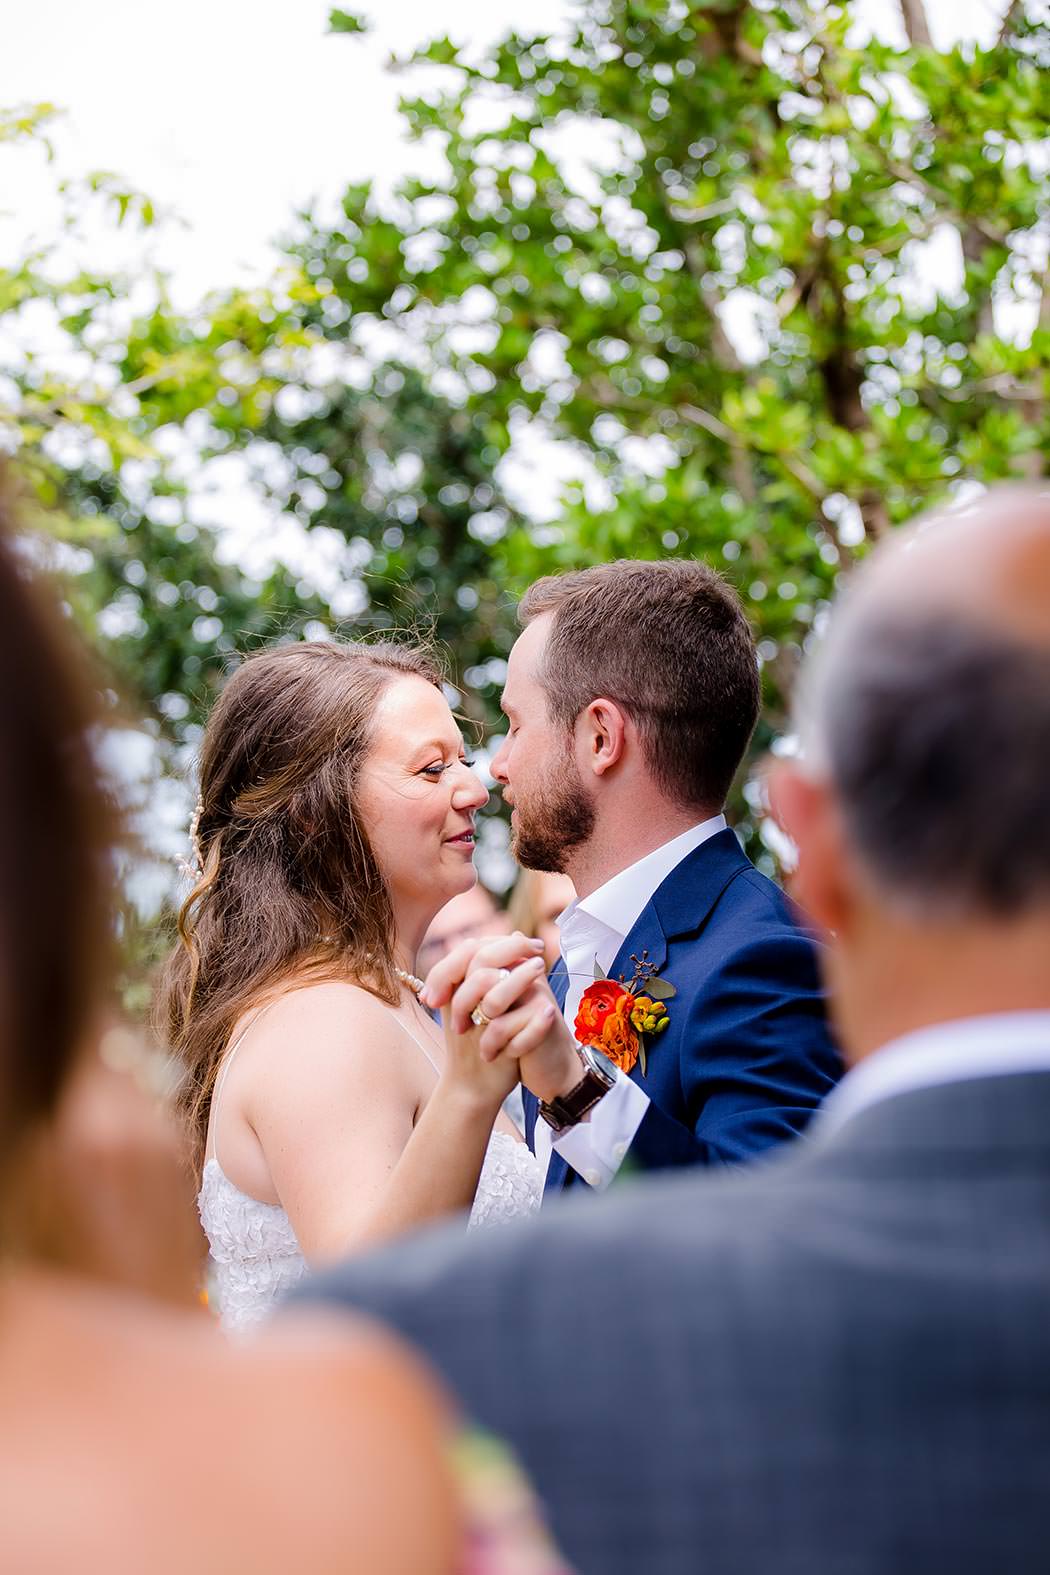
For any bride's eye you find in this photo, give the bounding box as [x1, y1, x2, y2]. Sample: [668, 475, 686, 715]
[420, 756, 476, 779]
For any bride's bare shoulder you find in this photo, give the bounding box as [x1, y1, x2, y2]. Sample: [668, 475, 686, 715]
[225, 979, 433, 1109]
[236, 979, 411, 1049]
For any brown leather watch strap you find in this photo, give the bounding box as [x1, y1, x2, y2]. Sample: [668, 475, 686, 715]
[538, 1058, 615, 1135]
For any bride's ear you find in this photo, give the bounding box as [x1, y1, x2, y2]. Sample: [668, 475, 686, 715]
[579, 698, 628, 778]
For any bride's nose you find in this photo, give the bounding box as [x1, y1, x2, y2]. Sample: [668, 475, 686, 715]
[452, 762, 489, 811]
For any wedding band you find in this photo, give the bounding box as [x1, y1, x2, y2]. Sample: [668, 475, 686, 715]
[470, 968, 511, 1028]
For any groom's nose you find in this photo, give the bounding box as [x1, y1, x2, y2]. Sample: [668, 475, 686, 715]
[488, 735, 510, 785]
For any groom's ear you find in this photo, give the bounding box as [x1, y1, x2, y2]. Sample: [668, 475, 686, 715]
[579, 698, 628, 778]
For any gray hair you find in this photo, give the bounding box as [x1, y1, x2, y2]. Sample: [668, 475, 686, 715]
[798, 603, 1050, 918]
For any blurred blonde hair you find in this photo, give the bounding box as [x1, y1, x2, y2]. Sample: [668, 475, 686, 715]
[505, 868, 575, 957]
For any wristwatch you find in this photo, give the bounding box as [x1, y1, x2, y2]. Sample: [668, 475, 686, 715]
[538, 1043, 618, 1135]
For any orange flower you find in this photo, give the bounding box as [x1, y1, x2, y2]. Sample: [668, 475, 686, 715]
[574, 981, 641, 1074]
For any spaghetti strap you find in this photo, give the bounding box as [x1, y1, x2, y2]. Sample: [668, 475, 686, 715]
[207, 997, 439, 1170]
[398, 1011, 442, 1074]
[207, 1002, 276, 1171]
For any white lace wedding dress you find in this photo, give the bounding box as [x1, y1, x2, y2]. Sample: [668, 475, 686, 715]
[199, 1008, 545, 1333]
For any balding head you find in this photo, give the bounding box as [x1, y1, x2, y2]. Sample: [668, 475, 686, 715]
[798, 484, 1050, 918]
[838, 485, 1050, 646]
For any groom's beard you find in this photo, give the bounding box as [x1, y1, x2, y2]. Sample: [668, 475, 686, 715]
[511, 764, 595, 874]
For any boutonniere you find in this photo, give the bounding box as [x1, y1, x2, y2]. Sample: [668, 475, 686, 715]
[573, 950, 675, 1077]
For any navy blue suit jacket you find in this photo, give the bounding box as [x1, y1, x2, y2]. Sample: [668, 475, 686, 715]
[523, 828, 841, 1192]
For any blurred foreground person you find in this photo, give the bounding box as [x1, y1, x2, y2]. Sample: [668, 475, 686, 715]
[293, 485, 1050, 1575]
[0, 481, 564, 1575]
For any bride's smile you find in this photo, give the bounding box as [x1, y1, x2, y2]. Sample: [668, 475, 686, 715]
[355, 673, 489, 933]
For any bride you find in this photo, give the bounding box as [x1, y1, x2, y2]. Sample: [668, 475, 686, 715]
[159, 639, 545, 1331]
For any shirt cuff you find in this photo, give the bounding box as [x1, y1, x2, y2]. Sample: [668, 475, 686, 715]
[551, 1071, 650, 1190]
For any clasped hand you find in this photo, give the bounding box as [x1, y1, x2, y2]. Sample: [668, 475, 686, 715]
[421, 933, 582, 1105]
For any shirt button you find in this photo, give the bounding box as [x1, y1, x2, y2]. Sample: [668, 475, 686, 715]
[584, 1169, 601, 1187]
[612, 1142, 627, 1162]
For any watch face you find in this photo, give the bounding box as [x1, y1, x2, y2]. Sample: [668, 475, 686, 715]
[581, 1043, 617, 1086]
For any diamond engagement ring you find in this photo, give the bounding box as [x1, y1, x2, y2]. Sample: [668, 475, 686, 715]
[470, 967, 511, 1028]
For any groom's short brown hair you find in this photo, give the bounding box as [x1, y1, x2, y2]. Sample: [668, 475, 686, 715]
[519, 559, 760, 812]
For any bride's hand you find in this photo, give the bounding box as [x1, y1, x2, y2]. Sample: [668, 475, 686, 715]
[425, 935, 583, 1106]
[420, 931, 546, 1014]
[439, 1007, 522, 1110]
[424, 934, 553, 1110]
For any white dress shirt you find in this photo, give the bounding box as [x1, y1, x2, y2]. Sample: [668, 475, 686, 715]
[535, 815, 728, 1188]
[819, 1011, 1050, 1137]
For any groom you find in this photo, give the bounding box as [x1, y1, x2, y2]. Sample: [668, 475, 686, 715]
[431, 558, 841, 1192]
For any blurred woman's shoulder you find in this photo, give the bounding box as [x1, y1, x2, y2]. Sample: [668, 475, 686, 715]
[0, 1271, 459, 1575]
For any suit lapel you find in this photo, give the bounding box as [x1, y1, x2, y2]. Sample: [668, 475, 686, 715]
[606, 828, 750, 985]
[604, 828, 752, 1095]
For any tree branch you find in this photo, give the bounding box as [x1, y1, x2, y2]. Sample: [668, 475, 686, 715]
[680, 401, 757, 505]
[997, 0, 1026, 47]
[898, 0, 933, 47]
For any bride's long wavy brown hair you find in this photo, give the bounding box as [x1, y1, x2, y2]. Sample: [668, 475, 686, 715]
[157, 639, 442, 1178]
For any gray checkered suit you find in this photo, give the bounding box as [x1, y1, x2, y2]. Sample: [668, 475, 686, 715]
[290, 1071, 1050, 1574]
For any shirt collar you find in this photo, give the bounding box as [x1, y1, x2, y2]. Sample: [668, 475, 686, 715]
[820, 1010, 1050, 1137]
[557, 815, 727, 966]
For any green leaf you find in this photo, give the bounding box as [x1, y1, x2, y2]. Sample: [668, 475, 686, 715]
[328, 9, 369, 35]
[644, 977, 677, 1000]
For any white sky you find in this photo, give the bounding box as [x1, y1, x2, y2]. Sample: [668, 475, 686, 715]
[1, 0, 1010, 303]
[0, 0, 1019, 530]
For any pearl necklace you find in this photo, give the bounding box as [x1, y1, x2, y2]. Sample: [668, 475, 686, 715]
[395, 966, 425, 997]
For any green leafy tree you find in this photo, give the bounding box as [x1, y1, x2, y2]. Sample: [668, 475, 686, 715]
[0, 106, 529, 962]
[0, 107, 309, 739]
[1, 107, 527, 741]
[317, 0, 1048, 765]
